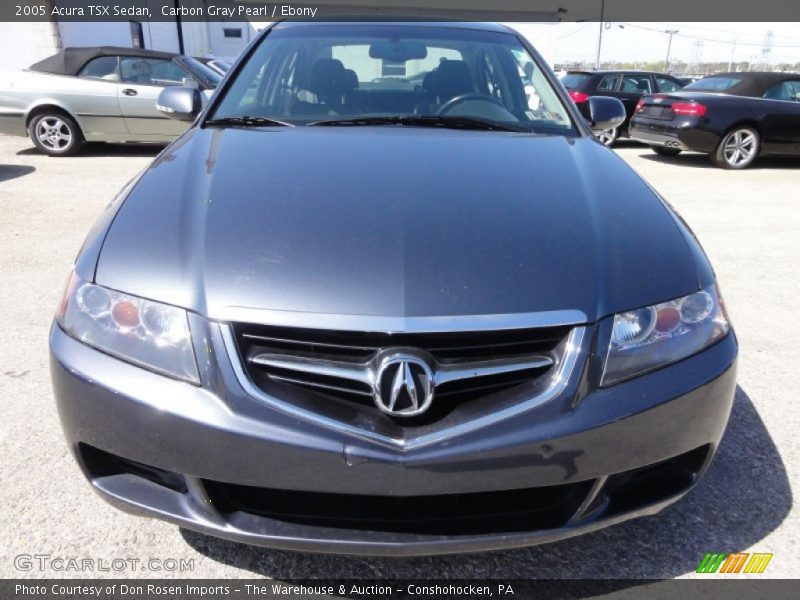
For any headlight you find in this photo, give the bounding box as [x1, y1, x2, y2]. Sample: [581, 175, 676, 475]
[57, 273, 199, 383]
[601, 285, 730, 386]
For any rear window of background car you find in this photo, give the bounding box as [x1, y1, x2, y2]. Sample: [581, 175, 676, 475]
[561, 73, 591, 89]
[685, 77, 742, 91]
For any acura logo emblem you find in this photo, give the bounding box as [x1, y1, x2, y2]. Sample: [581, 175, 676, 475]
[373, 354, 435, 417]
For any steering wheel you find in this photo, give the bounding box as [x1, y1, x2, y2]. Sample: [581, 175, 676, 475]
[435, 93, 504, 115]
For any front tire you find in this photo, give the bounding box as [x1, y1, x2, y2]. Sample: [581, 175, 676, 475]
[651, 145, 682, 157]
[29, 112, 84, 156]
[711, 126, 759, 169]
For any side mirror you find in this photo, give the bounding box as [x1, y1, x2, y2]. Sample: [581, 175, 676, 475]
[587, 96, 626, 131]
[156, 86, 202, 122]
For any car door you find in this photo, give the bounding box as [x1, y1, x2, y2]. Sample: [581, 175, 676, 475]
[71, 56, 127, 138]
[759, 79, 800, 155]
[117, 57, 193, 138]
[617, 74, 654, 126]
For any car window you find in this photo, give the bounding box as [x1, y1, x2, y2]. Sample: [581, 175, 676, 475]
[762, 81, 800, 102]
[561, 73, 591, 89]
[597, 74, 620, 92]
[685, 77, 741, 91]
[119, 57, 191, 86]
[78, 56, 120, 81]
[182, 57, 222, 88]
[330, 44, 461, 85]
[656, 76, 683, 92]
[211, 24, 575, 133]
[620, 75, 652, 94]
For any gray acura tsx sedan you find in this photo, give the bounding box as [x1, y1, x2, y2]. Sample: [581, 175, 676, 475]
[50, 21, 737, 556]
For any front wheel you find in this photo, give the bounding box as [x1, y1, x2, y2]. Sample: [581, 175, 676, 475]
[595, 126, 618, 147]
[29, 112, 84, 156]
[711, 126, 759, 169]
[651, 145, 682, 157]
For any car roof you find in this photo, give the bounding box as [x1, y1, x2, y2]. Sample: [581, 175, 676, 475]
[566, 70, 672, 76]
[29, 46, 178, 76]
[689, 71, 800, 95]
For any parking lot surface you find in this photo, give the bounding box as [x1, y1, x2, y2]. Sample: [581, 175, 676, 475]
[0, 134, 798, 579]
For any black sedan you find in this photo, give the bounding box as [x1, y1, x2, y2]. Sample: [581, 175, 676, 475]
[630, 72, 800, 168]
[562, 70, 685, 145]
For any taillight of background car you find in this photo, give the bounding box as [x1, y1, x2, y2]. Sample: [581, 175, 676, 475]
[672, 102, 708, 117]
[568, 89, 589, 104]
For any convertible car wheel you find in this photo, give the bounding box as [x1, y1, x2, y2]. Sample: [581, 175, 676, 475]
[711, 126, 759, 169]
[29, 112, 84, 157]
[595, 126, 618, 146]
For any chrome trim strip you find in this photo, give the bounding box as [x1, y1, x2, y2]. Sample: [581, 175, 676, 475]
[250, 351, 553, 389]
[214, 307, 587, 333]
[268, 373, 374, 397]
[221, 325, 586, 451]
[251, 353, 374, 386]
[435, 355, 554, 385]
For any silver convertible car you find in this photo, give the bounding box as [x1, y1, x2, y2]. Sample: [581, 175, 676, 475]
[0, 46, 220, 156]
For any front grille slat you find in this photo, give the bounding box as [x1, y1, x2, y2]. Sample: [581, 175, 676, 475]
[242, 333, 379, 353]
[234, 323, 571, 421]
[268, 373, 375, 397]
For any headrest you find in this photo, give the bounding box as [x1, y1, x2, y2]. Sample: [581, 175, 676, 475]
[307, 58, 349, 101]
[429, 60, 473, 101]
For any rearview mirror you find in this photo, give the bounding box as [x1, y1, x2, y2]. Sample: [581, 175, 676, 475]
[587, 96, 626, 131]
[156, 86, 202, 122]
[369, 41, 427, 62]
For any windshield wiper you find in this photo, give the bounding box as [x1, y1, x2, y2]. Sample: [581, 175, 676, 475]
[204, 116, 292, 128]
[308, 115, 528, 132]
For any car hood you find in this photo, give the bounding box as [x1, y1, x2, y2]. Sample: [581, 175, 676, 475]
[94, 126, 707, 326]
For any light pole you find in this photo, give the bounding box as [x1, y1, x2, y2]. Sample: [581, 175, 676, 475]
[595, 0, 605, 69]
[664, 29, 679, 73]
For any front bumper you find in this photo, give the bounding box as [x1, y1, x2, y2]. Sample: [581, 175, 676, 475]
[51, 321, 737, 556]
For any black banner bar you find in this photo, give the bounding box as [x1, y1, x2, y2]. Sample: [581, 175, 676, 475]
[2, 0, 800, 22]
[3, 580, 800, 600]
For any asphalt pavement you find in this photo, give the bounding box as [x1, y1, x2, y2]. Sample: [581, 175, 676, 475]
[0, 134, 797, 579]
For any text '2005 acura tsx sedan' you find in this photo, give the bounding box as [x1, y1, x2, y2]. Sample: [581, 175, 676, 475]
[50, 21, 737, 556]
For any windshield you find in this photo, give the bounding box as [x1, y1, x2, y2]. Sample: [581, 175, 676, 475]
[183, 57, 223, 88]
[208, 23, 575, 133]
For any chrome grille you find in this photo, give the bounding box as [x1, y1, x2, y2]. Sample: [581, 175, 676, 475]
[232, 324, 571, 418]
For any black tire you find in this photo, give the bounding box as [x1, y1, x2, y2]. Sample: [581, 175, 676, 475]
[711, 126, 759, 169]
[29, 111, 85, 156]
[651, 145, 682, 157]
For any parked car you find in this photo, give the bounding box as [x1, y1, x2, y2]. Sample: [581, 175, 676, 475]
[630, 72, 800, 168]
[562, 70, 685, 145]
[50, 21, 736, 556]
[676, 76, 703, 86]
[196, 57, 232, 76]
[0, 47, 222, 156]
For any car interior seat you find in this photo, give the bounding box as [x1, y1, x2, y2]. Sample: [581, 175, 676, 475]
[292, 58, 350, 115]
[428, 60, 475, 106]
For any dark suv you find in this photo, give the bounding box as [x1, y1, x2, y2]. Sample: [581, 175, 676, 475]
[562, 70, 685, 145]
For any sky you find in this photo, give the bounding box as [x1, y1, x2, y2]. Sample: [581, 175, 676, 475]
[540, 22, 800, 67]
